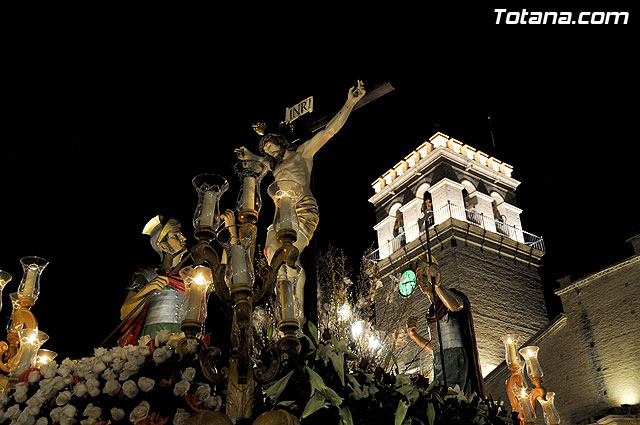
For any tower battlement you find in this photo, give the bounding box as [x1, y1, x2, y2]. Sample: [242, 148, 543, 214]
[371, 132, 514, 196]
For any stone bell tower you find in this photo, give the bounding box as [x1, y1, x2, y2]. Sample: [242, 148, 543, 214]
[368, 132, 547, 378]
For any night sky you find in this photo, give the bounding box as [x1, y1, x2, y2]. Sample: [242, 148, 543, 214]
[4, 4, 638, 359]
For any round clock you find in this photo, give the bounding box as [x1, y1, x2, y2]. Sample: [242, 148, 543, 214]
[398, 269, 417, 297]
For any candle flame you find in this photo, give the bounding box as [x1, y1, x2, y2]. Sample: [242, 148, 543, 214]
[506, 337, 513, 344]
[194, 274, 208, 286]
[520, 388, 528, 398]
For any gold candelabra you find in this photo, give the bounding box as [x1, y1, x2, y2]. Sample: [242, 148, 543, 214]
[0, 258, 52, 392]
[503, 335, 562, 425]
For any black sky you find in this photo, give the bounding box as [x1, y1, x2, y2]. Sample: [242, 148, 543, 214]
[4, 4, 638, 359]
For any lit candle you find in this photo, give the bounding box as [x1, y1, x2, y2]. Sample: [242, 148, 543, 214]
[279, 278, 295, 321]
[199, 190, 217, 227]
[519, 346, 544, 379]
[503, 335, 520, 367]
[230, 244, 249, 285]
[240, 176, 256, 211]
[516, 388, 536, 423]
[36, 349, 58, 367]
[278, 195, 293, 230]
[21, 266, 39, 298]
[12, 329, 49, 377]
[185, 274, 207, 322]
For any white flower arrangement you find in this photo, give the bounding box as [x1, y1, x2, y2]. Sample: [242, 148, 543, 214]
[0, 332, 226, 425]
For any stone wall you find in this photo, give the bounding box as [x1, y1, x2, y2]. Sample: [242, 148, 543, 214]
[375, 238, 548, 379]
[484, 254, 640, 424]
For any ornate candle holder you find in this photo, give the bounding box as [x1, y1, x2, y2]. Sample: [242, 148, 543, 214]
[267, 180, 302, 238]
[17, 256, 49, 306]
[234, 160, 266, 224]
[180, 265, 214, 338]
[538, 392, 561, 425]
[503, 335, 526, 416]
[10, 329, 49, 378]
[502, 336, 561, 425]
[192, 174, 229, 241]
[515, 388, 536, 424]
[274, 264, 302, 351]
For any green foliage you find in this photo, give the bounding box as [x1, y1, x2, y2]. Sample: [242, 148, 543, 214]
[259, 323, 514, 425]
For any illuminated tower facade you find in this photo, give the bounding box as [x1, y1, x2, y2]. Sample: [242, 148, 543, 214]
[368, 132, 547, 378]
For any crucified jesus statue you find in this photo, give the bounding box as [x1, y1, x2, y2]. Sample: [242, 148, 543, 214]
[234, 80, 366, 316]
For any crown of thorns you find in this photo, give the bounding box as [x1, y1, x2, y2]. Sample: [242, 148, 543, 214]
[252, 121, 296, 154]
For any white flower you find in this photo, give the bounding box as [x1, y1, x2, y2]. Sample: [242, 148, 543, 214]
[28, 370, 41, 384]
[102, 368, 117, 381]
[80, 419, 97, 425]
[155, 330, 171, 345]
[0, 389, 8, 408]
[204, 395, 222, 411]
[58, 365, 72, 378]
[111, 408, 125, 422]
[137, 377, 155, 393]
[52, 376, 66, 391]
[17, 411, 36, 425]
[50, 407, 63, 422]
[91, 361, 107, 374]
[83, 404, 102, 419]
[128, 401, 150, 423]
[104, 380, 121, 396]
[36, 417, 48, 425]
[185, 339, 198, 353]
[111, 358, 125, 372]
[113, 347, 127, 360]
[101, 351, 114, 364]
[86, 378, 101, 397]
[123, 360, 140, 373]
[14, 382, 29, 403]
[73, 382, 87, 398]
[172, 380, 190, 397]
[27, 394, 45, 409]
[172, 408, 190, 425]
[137, 335, 152, 347]
[122, 380, 138, 399]
[118, 371, 134, 382]
[152, 347, 169, 364]
[40, 363, 57, 379]
[25, 405, 41, 417]
[6, 405, 21, 420]
[194, 384, 210, 402]
[56, 391, 72, 406]
[61, 404, 77, 418]
[181, 368, 196, 381]
[94, 347, 107, 359]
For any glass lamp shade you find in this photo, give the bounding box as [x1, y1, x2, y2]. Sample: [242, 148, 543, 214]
[217, 224, 256, 287]
[538, 392, 561, 425]
[11, 329, 49, 377]
[267, 180, 303, 232]
[36, 349, 58, 367]
[234, 160, 266, 213]
[274, 264, 302, 323]
[179, 265, 213, 324]
[515, 387, 536, 422]
[18, 256, 49, 301]
[519, 346, 544, 379]
[6, 292, 30, 334]
[0, 270, 12, 312]
[191, 174, 229, 230]
[502, 334, 521, 368]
